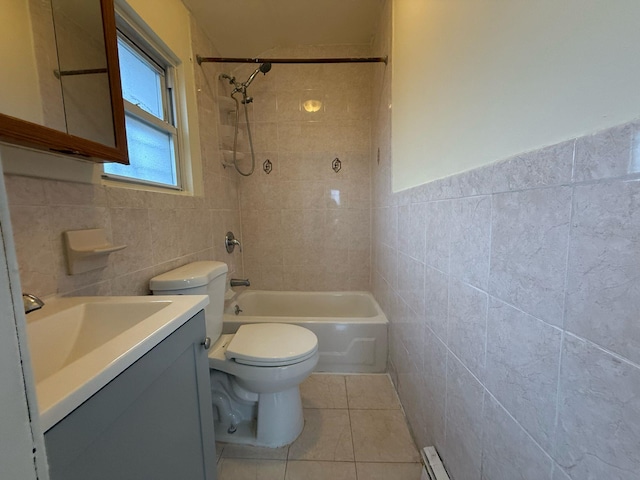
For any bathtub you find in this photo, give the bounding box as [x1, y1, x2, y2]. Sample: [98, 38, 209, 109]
[223, 291, 388, 373]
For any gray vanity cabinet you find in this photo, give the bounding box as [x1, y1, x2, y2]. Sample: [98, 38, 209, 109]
[44, 311, 217, 480]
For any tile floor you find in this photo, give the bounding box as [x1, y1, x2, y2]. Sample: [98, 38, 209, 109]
[216, 374, 422, 480]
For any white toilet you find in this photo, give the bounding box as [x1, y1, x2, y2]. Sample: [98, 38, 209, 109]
[149, 261, 318, 448]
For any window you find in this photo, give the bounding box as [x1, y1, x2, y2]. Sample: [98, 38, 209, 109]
[103, 31, 180, 189]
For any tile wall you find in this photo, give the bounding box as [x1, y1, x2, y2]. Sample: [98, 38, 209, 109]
[2, 19, 243, 298]
[225, 46, 373, 291]
[371, 3, 640, 479]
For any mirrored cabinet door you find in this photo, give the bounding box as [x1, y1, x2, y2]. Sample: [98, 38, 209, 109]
[0, 0, 128, 164]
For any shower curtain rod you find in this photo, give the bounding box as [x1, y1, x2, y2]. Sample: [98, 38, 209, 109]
[196, 55, 388, 65]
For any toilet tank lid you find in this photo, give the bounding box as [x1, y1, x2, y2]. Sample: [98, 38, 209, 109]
[150, 261, 228, 291]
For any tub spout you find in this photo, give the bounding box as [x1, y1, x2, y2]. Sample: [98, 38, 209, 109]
[230, 278, 250, 287]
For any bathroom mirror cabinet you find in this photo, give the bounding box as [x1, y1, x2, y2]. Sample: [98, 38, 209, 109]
[0, 0, 128, 164]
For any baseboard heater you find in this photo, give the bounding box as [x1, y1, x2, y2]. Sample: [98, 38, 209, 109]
[420, 446, 450, 480]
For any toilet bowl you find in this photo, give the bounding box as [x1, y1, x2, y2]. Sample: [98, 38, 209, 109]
[150, 261, 318, 447]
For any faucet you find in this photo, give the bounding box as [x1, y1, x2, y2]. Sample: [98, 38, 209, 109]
[225, 232, 242, 253]
[23, 293, 44, 314]
[229, 278, 250, 288]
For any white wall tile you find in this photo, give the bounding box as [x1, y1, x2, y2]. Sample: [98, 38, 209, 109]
[565, 179, 640, 364]
[485, 298, 561, 450]
[482, 395, 554, 480]
[489, 187, 571, 326]
[555, 334, 640, 480]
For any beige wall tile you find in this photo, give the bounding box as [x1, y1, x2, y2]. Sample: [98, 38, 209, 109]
[109, 208, 153, 277]
[4, 175, 47, 205]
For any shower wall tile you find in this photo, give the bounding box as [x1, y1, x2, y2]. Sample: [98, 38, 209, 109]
[422, 327, 447, 450]
[377, 242, 398, 291]
[424, 265, 449, 341]
[444, 354, 485, 480]
[397, 252, 425, 315]
[565, 179, 640, 364]
[239, 176, 284, 211]
[492, 140, 575, 192]
[423, 200, 451, 273]
[397, 205, 411, 257]
[481, 395, 554, 480]
[450, 195, 491, 291]
[573, 122, 635, 182]
[555, 334, 640, 480]
[551, 466, 573, 480]
[447, 279, 488, 381]
[449, 163, 493, 198]
[489, 187, 571, 327]
[485, 298, 561, 451]
[237, 44, 372, 291]
[395, 201, 423, 262]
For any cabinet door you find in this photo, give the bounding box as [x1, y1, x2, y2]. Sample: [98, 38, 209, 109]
[45, 311, 216, 480]
[0, 0, 128, 164]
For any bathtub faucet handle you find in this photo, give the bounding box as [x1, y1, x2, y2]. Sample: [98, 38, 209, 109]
[225, 231, 242, 253]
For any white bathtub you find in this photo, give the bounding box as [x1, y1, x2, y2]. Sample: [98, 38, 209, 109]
[223, 291, 388, 373]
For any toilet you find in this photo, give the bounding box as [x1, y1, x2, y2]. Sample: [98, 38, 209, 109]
[149, 261, 318, 448]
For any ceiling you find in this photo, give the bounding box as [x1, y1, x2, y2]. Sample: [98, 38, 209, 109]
[182, 0, 385, 57]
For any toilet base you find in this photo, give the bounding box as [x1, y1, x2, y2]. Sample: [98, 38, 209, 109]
[214, 386, 304, 448]
[257, 386, 304, 447]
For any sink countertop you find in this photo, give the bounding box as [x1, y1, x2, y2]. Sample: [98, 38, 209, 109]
[25, 295, 209, 432]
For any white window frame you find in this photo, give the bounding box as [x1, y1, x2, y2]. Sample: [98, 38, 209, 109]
[102, 8, 186, 191]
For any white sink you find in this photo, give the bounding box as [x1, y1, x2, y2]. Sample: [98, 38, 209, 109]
[25, 295, 209, 431]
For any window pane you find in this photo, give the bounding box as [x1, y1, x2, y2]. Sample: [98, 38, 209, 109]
[105, 114, 177, 186]
[117, 39, 164, 119]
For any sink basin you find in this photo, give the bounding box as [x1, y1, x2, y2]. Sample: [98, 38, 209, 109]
[28, 301, 172, 384]
[25, 295, 209, 431]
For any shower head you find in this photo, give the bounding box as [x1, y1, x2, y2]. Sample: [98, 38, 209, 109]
[244, 62, 271, 88]
[260, 62, 272, 74]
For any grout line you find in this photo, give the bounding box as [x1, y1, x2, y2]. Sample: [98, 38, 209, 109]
[345, 376, 358, 472]
[552, 329, 565, 464]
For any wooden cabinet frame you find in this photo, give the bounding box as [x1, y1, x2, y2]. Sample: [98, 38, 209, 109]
[0, 0, 128, 164]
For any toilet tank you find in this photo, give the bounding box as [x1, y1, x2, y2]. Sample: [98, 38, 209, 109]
[149, 261, 228, 342]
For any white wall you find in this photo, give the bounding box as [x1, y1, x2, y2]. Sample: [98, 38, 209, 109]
[392, 0, 640, 191]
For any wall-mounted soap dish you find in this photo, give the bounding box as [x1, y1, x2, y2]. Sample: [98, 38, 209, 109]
[64, 228, 126, 275]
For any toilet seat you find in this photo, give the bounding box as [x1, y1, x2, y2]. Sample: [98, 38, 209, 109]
[225, 323, 318, 367]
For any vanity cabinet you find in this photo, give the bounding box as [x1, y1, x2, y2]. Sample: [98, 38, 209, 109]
[44, 311, 217, 480]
